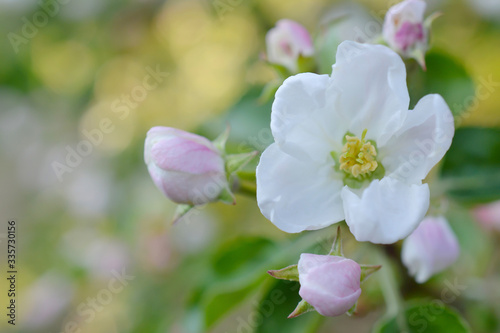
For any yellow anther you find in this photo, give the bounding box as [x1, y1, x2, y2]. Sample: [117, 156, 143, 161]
[339, 131, 378, 178]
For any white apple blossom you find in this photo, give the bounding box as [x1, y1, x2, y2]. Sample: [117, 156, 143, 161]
[256, 41, 454, 244]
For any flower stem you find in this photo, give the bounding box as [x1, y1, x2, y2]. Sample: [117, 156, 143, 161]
[306, 314, 325, 333]
[374, 247, 409, 333]
[233, 179, 257, 197]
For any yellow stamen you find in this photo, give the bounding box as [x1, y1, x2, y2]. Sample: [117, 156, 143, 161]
[339, 130, 378, 178]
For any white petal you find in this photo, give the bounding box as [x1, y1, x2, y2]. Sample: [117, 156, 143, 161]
[329, 41, 409, 145]
[401, 216, 460, 283]
[256, 143, 344, 233]
[271, 73, 344, 163]
[342, 177, 429, 244]
[401, 235, 432, 282]
[381, 94, 454, 184]
[390, 0, 426, 23]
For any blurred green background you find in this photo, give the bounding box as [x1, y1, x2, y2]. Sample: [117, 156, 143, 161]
[1, 0, 500, 332]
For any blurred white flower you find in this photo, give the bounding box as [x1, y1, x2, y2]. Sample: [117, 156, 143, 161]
[140, 229, 172, 272]
[171, 210, 216, 254]
[83, 239, 131, 278]
[21, 272, 74, 329]
[65, 167, 112, 218]
[473, 200, 500, 231]
[256, 41, 454, 244]
[61, 229, 130, 279]
[467, 0, 500, 20]
[402, 216, 460, 283]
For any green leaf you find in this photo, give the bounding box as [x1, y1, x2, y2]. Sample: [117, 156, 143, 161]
[212, 237, 278, 277]
[440, 127, 500, 203]
[255, 279, 323, 333]
[186, 237, 278, 331]
[465, 302, 499, 333]
[203, 279, 263, 329]
[407, 50, 475, 118]
[373, 301, 471, 333]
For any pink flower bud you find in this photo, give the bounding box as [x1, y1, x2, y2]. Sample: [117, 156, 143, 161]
[402, 216, 460, 283]
[383, 0, 428, 67]
[144, 126, 228, 205]
[266, 19, 314, 73]
[473, 200, 500, 231]
[298, 253, 361, 317]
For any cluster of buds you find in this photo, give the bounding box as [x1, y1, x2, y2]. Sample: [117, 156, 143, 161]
[264, 0, 438, 72]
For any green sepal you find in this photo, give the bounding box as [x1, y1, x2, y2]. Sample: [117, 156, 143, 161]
[225, 151, 259, 175]
[269, 63, 292, 80]
[172, 204, 194, 224]
[235, 170, 256, 182]
[410, 48, 427, 70]
[346, 302, 358, 316]
[371, 34, 386, 45]
[297, 54, 316, 73]
[328, 225, 343, 257]
[424, 11, 443, 29]
[360, 264, 382, 283]
[212, 126, 230, 153]
[218, 187, 236, 205]
[288, 299, 316, 318]
[267, 264, 299, 282]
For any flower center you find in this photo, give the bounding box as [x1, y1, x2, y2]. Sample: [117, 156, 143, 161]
[339, 129, 378, 178]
